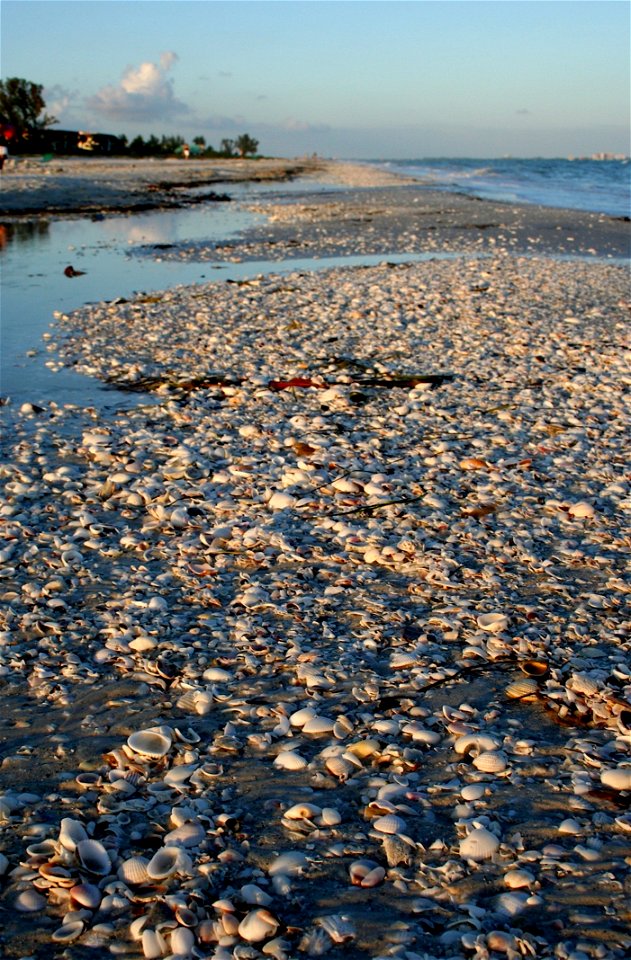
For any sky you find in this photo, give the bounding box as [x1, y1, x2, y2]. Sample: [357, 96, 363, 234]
[1, 0, 629, 158]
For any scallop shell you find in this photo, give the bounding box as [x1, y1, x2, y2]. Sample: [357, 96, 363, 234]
[238, 908, 279, 942]
[459, 827, 500, 861]
[70, 882, 102, 909]
[302, 715, 335, 736]
[461, 783, 486, 801]
[473, 750, 507, 773]
[476, 612, 509, 633]
[118, 856, 150, 885]
[600, 767, 631, 791]
[520, 659, 549, 678]
[505, 677, 539, 700]
[372, 813, 407, 835]
[273, 750, 308, 771]
[146, 846, 181, 880]
[324, 756, 354, 780]
[76, 839, 111, 875]
[568, 672, 600, 697]
[127, 726, 172, 758]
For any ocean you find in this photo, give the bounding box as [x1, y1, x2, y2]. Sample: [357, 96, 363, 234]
[370, 157, 630, 218]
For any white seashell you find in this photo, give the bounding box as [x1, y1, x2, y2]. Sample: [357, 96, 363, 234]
[317, 914, 356, 944]
[324, 756, 354, 780]
[170, 926, 195, 956]
[461, 783, 486, 801]
[240, 883, 273, 906]
[118, 856, 150, 885]
[59, 817, 88, 851]
[372, 814, 407, 835]
[76, 839, 111, 875]
[476, 612, 509, 633]
[289, 706, 317, 727]
[505, 677, 539, 700]
[70, 882, 102, 909]
[163, 764, 200, 790]
[284, 802, 322, 821]
[268, 850, 309, 877]
[318, 807, 342, 827]
[142, 928, 168, 959]
[601, 767, 631, 791]
[146, 846, 181, 880]
[495, 891, 530, 916]
[52, 921, 84, 942]
[127, 726, 172, 758]
[268, 491, 296, 510]
[302, 715, 335, 736]
[487, 931, 518, 952]
[15, 888, 47, 912]
[568, 672, 600, 697]
[359, 865, 386, 888]
[568, 500, 595, 518]
[558, 818, 583, 835]
[164, 819, 205, 847]
[473, 750, 507, 773]
[238, 908, 279, 942]
[454, 733, 500, 756]
[401, 722, 441, 745]
[503, 868, 535, 889]
[129, 915, 150, 941]
[274, 751, 308, 771]
[459, 827, 500, 861]
[349, 859, 382, 884]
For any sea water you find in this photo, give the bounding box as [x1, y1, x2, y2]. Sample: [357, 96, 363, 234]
[371, 158, 630, 217]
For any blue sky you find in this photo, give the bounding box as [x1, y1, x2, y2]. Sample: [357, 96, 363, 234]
[1, 1, 629, 157]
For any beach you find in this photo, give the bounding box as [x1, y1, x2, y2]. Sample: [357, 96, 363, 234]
[0, 158, 630, 960]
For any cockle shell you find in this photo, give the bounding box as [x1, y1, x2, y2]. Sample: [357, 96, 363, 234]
[473, 750, 507, 773]
[459, 827, 500, 861]
[52, 921, 84, 942]
[273, 750, 308, 771]
[372, 814, 407, 835]
[401, 722, 441, 745]
[505, 677, 539, 699]
[504, 868, 535, 889]
[568, 672, 600, 697]
[461, 783, 486, 801]
[118, 856, 150, 885]
[146, 846, 181, 880]
[76, 839, 111, 875]
[127, 726, 172, 758]
[15, 889, 47, 912]
[349, 859, 382, 884]
[289, 706, 317, 727]
[58, 817, 88, 851]
[70, 882, 102, 908]
[302, 715, 335, 736]
[600, 767, 631, 791]
[238, 908, 279, 942]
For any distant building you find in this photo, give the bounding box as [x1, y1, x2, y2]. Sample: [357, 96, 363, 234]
[12, 128, 126, 155]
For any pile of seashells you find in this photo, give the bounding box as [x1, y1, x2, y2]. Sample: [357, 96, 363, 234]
[1, 253, 629, 959]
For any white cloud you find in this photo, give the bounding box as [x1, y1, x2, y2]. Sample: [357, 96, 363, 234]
[87, 52, 189, 122]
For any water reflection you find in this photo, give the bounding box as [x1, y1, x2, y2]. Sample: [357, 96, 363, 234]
[0, 219, 51, 249]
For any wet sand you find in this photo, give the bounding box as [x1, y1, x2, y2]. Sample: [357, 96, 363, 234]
[0, 160, 630, 960]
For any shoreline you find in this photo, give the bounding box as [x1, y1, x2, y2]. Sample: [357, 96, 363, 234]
[0, 159, 630, 959]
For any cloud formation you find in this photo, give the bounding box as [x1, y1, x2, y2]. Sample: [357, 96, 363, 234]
[88, 52, 189, 122]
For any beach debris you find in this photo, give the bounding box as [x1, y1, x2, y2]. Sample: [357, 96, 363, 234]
[63, 264, 86, 277]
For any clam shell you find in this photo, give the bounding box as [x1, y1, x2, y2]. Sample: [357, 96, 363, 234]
[289, 706, 317, 727]
[600, 767, 631, 791]
[459, 827, 500, 861]
[76, 839, 111, 875]
[267, 851, 309, 877]
[273, 750, 308, 771]
[349, 859, 381, 884]
[127, 726, 172, 758]
[170, 926, 195, 956]
[476, 612, 509, 633]
[520, 659, 549, 678]
[454, 733, 500, 756]
[473, 750, 507, 773]
[118, 856, 150, 885]
[372, 813, 407, 835]
[504, 868, 535, 889]
[70, 882, 102, 909]
[284, 802, 322, 821]
[142, 928, 168, 959]
[240, 883, 273, 906]
[59, 817, 88, 851]
[505, 677, 539, 700]
[238, 908, 279, 942]
[52, 921, 84, 942]
[15, 888, 47, 912]
[302, 715, 335, 736]
[461, 783, 486, 801]
[568, 500, 595, 518]
[146, 845, 181, 880]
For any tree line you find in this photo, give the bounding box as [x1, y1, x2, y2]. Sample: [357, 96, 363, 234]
[0, 77, 260, 157]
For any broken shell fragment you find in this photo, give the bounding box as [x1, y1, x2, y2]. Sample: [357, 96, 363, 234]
[519, 659, 549, 678]
[505, 677, 539, 700]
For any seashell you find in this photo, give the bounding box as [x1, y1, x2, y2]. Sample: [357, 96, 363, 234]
[39, 863, 75, 887]
[346, 738, 381, 760]
[476, 612, 508, 633]
[142, 928, 168, 959]
[118, 856, 149, 885]
[289, 706, 317, 727]
[127, 726, 172, 758]
[129, 915, 150, 941]
[76, 839, 111, 875]
[267, 491, 296, 510]
[600, 767, 631, 791]
[504, 868, 535, 889]
[302, 715, 335, 736]
[495, 891, 530, 916]
[324, 756, 354, 780]
[558, 818, 582, 835]
[454, 733, 500, 756]
[59, 817, 88, 851]
[240, 883, 273, 906]
[473, 750, 507, 773]
[146, 846, 181, 880]
[238, 908, 279, 942]
[568, 672, 600, 697]
[284, 802, 322, 821]
[316, 914, 356, 944]
[349, 859, 381, 884]
[568, 500, 595, 519]
[520, 659, 548, 678]
[459, 827, 500, 861]
[461, 783, 486, 801]
[15, 888, 47, 912]
[401, 722, 441, 745]
[381, 833, 416, 867]
[52, 921, 84, 942]
[487, 931, 518, 953]
[318, 807, 342, 827]
[164, 819, 205, 847]
[70, 882, 102, 909]
[170, 926, 195, 956]
[505, 677, 539, 700]
[372, 813, 407, 835]
[273, 750, 308, 771]
[268, 850, 309, 877]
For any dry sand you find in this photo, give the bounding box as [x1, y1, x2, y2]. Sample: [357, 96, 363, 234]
[0, 158, 630, 960]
